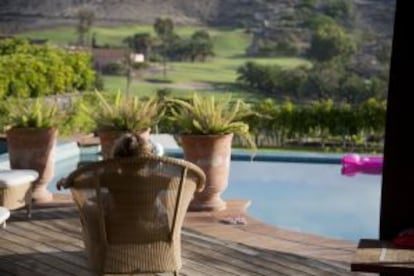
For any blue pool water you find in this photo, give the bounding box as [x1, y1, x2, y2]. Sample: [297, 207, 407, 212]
[223, 161, 381, 242]
[0, 139, 6, 154]
[45, 149, 381, 242]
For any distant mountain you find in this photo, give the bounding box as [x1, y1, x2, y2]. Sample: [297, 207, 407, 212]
[0, 0, 396, 39]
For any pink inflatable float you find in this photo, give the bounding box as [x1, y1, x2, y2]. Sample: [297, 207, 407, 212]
[341, 153, 383, 176]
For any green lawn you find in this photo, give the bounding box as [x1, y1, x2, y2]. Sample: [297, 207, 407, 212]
[20, 25, 310, 98]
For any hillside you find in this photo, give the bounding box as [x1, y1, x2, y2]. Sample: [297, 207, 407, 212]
[0, 0, 396, 39]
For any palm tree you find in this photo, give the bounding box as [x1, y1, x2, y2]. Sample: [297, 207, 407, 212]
[153, 17, 174, 79]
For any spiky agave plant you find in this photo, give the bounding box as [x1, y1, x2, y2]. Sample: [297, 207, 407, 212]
[6, 97, 61, 129]
[170, 93, 256, 149]
[89, 90, 163, 132]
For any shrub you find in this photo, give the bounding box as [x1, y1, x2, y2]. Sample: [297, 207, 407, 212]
[0, 38, 95, 98]
[101, 62, 127, 75]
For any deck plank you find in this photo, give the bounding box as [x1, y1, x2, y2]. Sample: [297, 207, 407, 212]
[4, 222, 88, 269]
[0, 245, 76, 276]
[183, 233, 304, 275]
[15, 220, 84, 248]
[0, 254, 47, 276]
[0, 232, 90, 276]
[184, 230, 351, 276]
[0, 207, 364, 276]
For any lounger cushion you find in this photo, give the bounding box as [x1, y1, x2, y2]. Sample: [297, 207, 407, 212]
[0, 170, 39, 188]
[0, 206, 10, 225]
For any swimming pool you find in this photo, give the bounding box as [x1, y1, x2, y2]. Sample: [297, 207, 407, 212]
[223, 161, 381, 242]
[7, 143, 381, 242]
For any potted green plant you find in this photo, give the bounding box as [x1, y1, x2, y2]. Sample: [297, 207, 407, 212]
[5, 97, 62, 203]
[170, 93, 256, 211]
[86, 90, 163, 159]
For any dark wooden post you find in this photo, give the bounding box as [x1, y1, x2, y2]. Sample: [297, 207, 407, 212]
[380, 0, 414, 240]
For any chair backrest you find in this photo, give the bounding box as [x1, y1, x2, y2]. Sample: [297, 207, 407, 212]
[63, 155, 205, 274]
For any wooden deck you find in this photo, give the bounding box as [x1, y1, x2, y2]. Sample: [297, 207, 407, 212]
[0, 205, 366, 276]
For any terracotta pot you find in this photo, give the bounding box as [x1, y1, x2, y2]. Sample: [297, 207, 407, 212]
[181, 133, 233, 211]
[6, 127, 58, 203]
[98, 128, 151, 159]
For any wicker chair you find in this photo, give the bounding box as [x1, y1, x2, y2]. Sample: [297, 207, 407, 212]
[62, 155, 205, 275]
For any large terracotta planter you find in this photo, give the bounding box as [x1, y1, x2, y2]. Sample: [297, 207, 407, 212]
[6, 127, 58, 203]
[181, 133, 233, 211]
[98, 128, 151, 159]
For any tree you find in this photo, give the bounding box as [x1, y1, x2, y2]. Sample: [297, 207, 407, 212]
[305, 15, 336, 31]
[307, 23, 356, 62]
[322, 0, 355, 23]
[124, 33, 153, 58]
[188, 30, 214, 62]
[302, 61, 345, 100]
[76, 7, 95, 47]
[153, 18, 174, 41]
[237, 61, 308, 99]
[153, 17, 175, 79]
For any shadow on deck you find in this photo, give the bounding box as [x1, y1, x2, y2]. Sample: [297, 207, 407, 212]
[0, 206, 367, 275]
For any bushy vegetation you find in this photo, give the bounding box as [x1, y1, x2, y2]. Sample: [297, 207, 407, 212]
[236, 61, 309, 99]
[307, 22, 356, 62]
[0, 88, 385, 152]
[0, 38, 96, 98]
[7, 19, 388, 152]
[237, 59, 388, 105]
[101, 62, 128, 75]
[244, 97, 386, 152]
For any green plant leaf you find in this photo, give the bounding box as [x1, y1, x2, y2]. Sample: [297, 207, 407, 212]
[6, 97, 62, 129]
[169, 92, 257, 150]
[88, 90, 162, 132]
